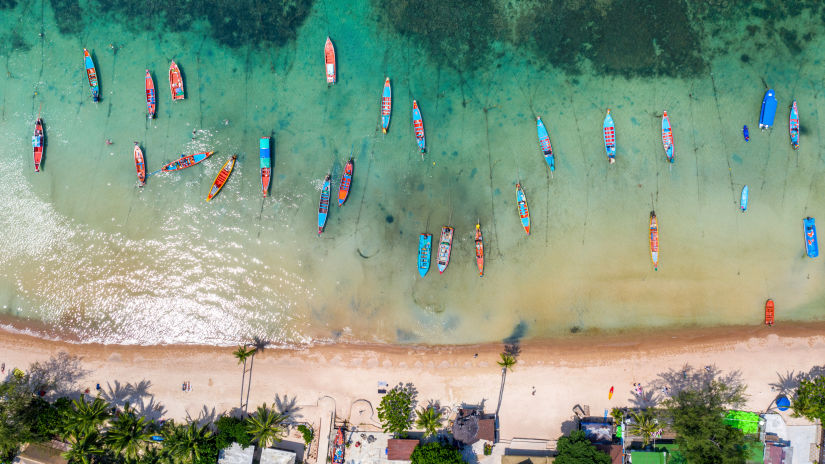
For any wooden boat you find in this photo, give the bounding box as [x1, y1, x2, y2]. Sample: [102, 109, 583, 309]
[759, 89, 777, 130]
[260, 137, 271, 197]
[337, 158, 353, 206]
[804, 217, 818, 258]
[418, 233, 432, 277]
[381, 77, 392, 134]
[790, 100, 800, 150]
[145, 70, 156, 119]
[32, 118, 44, 172]
[206, 155, 237, 201]
[436, 226, 454, 273]
[161, 152, 213, 172]
[765, 299, 774, 326]
[649, 211, 659, 271]
[743, 125, 749, 142]
[475, 222, 484, 277]
[169, 61, 185, 101]
[516, 183, 530, 235]
[325, 37, 336, 86]
[603, 109, 616, 164]
[740, 185, 748, 212]
[83, 49, 100, 102]
[318, 174, 331, 235]
[661, 111, 675, 163]
[331, 427, 345, 464]
[134, 143, 146, 187]
[412, 100, 426, 154]
[536, 116, 554, 171]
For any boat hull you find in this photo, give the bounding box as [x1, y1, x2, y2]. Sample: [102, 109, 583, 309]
[33, 119, 44, 172]
[516, 184, 530, 235]
[161, 152, 213, 172]
[318, 175, 331, 234]
[743, 125, 749, 142]
[84, 49, 100, 102]
[765, 299, 774, 326]
[759, 89, 778, 129]
[804, 217, 818, 258]
[412, 100, 426, 153]
[536, 117, 554, 171]
[740, 185, 748, 212]
[169, 61, 185, 101]
[338, 159, 353, 206]
[650, 212, 659, 270]
[145, 70, 156, 119]
[475, 224, 484, 276]
[662, 111, 675, 163]
[789, 100, 800, 149]
[436, 226, 454, 273]
[603, 110, 616, 164]
[134, 143, 146, 186]
[260, 137, 271, 197]
[418, 233, 432, 277]
[381, 78, 391, 133]
[206, 155, 237, 201]
[325, 37, 336, 85]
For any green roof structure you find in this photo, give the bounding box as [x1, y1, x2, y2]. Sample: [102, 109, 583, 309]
[630, 450, 667, 464]
[723, 410, 760, 434]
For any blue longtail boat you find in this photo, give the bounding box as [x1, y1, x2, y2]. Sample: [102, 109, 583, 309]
[84, 49, 100, 102]
[260, 137, 271, 197]
[804, 217, 818, 258]
[759, 89, 778, 130]
[381, 78, 391, 134]
[536, 117, 554, 171]
[412, 100, 426, 154]
[790, 100, 800, 150]
[603, 109, 616, 164]
[661, 111, 675, 163]
[318, 174, 331, 235]
[516, 183, 530, 235]
[740, 185, 748, 212]
[161, 152, 213, 172]
[418, 233, 432, 277]
[743, 125, 749, 141]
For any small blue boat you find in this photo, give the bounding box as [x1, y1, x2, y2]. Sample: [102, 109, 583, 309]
[417, 233, 431, 277]
[536, 117, 554, 171]
[743, 125, 749, 141]
[804, 217, 818, 258]
[603, 110, 616, 164]
[318, 175, 331, 235]
[740, 185, 748, 212]
[83, 48, 100, 102]
[759, 89, 778, 130]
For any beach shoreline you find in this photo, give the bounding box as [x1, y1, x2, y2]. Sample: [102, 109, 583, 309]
[4, 321, 825, 447]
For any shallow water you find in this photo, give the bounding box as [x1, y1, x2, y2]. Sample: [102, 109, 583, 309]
[1, 0, 824, 345]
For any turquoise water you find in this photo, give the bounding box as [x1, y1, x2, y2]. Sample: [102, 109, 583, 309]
[1, 0, 825, 345]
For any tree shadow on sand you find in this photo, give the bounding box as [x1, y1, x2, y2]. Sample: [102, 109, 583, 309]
[26, 352, 90, 399]
[100, 379, 166, 420]
[636, 364, 746, 409]
[273, 393, 302, 421]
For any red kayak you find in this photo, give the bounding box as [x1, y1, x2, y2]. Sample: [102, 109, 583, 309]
[134, 143, 146, 186]
[169, 61, 184, 101]
[337, 158, 353, 206]
[145, 70, 156, 119]
[33, 118, 44, 172]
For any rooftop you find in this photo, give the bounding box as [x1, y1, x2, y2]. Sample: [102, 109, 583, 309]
[386, 439, 419, 461]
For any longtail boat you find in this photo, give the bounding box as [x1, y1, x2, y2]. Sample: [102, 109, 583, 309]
[603, 109, 616, 164]
[740, 185, 748, 212]
[650, 211, 659, 271]
[765, 299, 774, 326]
[661, 111, 675, 163]
[169, 61, 185, 101]
[325, 37, 336, 86]
[759, 89, 777, 130]
[145, 70, 156, 119]
[743, 125, 749, 142]
[318, 174, 331, 235]
[134, 143, 146, 186]
[418, 233, 432, 277]
[260, 137, 271, 197]
[381, 77, 392, 134]
[83, 49, 100, 102]
[412, 100, 426, 154]
[331, 427, 345, 464]
[536, 116, 554, 171]
[338, 158, 353, 206]
[516, 183, 530, 235]
[436, 226, 454, 273]
[206, 155, 237, 201]
[475, 222, 484, 277]
[32, 119, 44, 172]
[161, 152, 213, 172]
[789, 100, 800, 150]
[804, 217, 818, 258]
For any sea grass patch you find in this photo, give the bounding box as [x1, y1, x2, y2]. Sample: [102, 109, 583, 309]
[48, 0, 83, 35]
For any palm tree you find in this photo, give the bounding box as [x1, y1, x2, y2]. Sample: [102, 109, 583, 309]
[244, 337, 268, 414]
[495, 352, 517, 417]
[104, 405, 152, 460]
[629, 410, 659, 448]
[65, 396, 111, 438]
[415, 405, 443, 438]
[233, 345, 255, 411]
[246, 403, 287, 449]
[162, 421, 213, 464]
[63, 431, 105, 464]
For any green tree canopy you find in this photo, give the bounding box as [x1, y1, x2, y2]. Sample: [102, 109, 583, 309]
[215, 415, 253, 450]
[245, 403, 287, 448]
[497, 353, 516, 371]
[65, 396, 111, 438]
[410, 441, 464, 464]
[415, 405, 443, 438]
[162, 420, 216, 464]
[629, 410, 659, 447]
[0, 373, 42, 459]
[104, 405, 152, 460]
[662, 380, 748, 464]
[793, 375, 825, 422]
[555, 430, 610, 464]
[63, 430, 105, 464]
[377, 383, 417, 437]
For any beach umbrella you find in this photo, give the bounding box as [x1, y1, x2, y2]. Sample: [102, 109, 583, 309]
[776, 396, 791, 411]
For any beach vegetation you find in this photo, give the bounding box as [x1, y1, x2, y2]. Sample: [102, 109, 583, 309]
[497, 353, 516, 371]
[64, 396, 111, 438]
[628, 410, 659, 448]
[245, 403, 287, 449]
[0, 372, 44, 460]
[233, 344, 255, 411]
[215, 415, 253, 450]
[792, 375, 825, 422]
[495, 350, 518, 418]
[409, 440, 465, 464]
[161, 420, 215, 464]
[661, 379, 748, 464]
[414, 405, 443, 438]
[554, 430, 610, 464]
[296, 424, 314, 446]
[103, 404, 152, 460]
[63, 430, 105, 464]
[377, 383, 417, 437]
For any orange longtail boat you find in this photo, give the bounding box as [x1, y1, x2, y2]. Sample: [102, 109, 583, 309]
[134, 143, 146, 187]
[145, 70, 156, 119]
[206, 155, 237, 201]
[650, 211, 659, 271]
[337, 158, 353, 206]
[475, 222, 484, 276]
[325, 37, 336, 85]
[169, 61, 184, 101]
[765, 299, 774, 326]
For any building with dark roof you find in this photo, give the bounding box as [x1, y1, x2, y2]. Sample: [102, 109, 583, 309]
[387, 438, 419, 461]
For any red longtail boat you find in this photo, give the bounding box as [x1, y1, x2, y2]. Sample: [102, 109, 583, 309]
[337, 158, 353, 206]
[325, 37, 336, 86]
[169, 61, 184, 101]
[33, 118, 44, 172]
[134, 143, 146, 186]
[145, 70, 156, 118]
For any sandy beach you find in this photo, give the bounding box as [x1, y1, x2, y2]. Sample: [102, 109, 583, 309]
[3, 322, 825, 448]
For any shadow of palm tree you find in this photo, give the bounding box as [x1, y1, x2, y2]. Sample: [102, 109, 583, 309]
[133, 395, 167, 422]
[770, 371, 803, 397]
[100, 380, 136, 408]
[26, 352, 90, 398]
[273, 393, 302, 420]
[244, 336, 271, 414]
[628, 386, 662, 409]
[188, 405, 218, 427]
[656, 364, 746, 408]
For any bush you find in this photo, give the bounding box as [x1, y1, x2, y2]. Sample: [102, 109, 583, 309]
[410, 441, 464, 464]
[215, 415, 252, 449]
[377, 383, 417, 437]
[297, 424, 314, 445]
